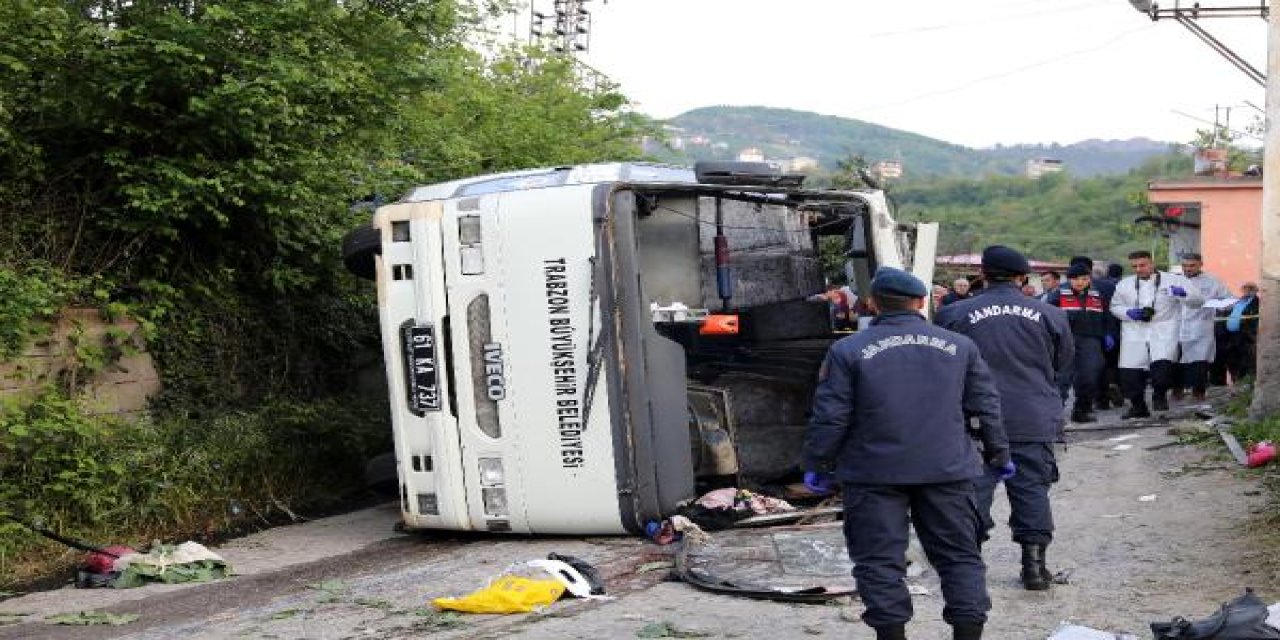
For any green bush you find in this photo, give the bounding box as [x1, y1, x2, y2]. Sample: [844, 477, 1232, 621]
[0, 266, 86, 360]
[0, 389, 388, 586]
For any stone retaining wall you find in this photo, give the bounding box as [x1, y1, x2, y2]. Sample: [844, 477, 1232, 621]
[0, 308, 161, 417]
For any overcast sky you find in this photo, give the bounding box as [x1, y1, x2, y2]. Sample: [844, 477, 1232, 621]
[552, 0, 1269, 149]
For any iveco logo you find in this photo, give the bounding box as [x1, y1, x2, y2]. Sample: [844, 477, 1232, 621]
[482, 343, 507, 401]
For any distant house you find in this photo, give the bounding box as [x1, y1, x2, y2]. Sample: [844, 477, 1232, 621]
[874, 160, 903, 180]
[936, 254, 1068, 276]
[1143, 175, 1261, 293]
[1026, 158, 1064, 178]
[784, 156, 819, 172]
[737, 147, 765, 162]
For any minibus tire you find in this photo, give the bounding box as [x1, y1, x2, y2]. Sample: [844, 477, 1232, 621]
[342, 224, 381, 280]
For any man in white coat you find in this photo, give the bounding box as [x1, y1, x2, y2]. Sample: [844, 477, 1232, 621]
[1110, 250, 1205, 418]
[1175, 253, 1232, 402]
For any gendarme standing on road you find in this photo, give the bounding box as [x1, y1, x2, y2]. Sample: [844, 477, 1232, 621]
[935, 245, 1074, 592]
[803, 266, 1010, 640]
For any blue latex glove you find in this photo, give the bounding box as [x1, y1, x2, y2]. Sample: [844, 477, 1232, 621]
[1104, 335, 1116, 351]
[1125, 308, 1146, 321]
[1169, 286, 1187, 297]
[990, 461, 1017, 481]
[803, 471, 835, 495]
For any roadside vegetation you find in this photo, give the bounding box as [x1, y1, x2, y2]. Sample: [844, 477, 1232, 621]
[0, 0, 647, 587]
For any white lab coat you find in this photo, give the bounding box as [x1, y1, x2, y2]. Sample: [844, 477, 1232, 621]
[1110, 271, 1205, 369]
[1179, 272, 1231, 363]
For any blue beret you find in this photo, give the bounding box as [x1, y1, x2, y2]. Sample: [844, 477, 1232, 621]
[981, 245, 1031, 275]
[870, 266, 928, 298]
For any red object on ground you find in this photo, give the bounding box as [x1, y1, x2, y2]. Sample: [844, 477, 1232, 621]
[1246, 441, 1276, 468]
[82, 545, 135, 574]
[699, 314, 740, 336]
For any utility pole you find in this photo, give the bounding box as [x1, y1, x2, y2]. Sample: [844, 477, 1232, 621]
[530, 0, 594, 55]
[1249, 0, 1280, 418]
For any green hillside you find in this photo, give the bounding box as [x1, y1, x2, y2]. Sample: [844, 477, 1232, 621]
[659, 106, 1174, 178]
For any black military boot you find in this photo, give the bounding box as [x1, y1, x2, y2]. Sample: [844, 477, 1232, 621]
[1152, 391, 1169, 412]
[1070, 402, 1097, 423]
[1020, 544, 1051, 590]
[953, 622, 984, 640]
[1122, 399, 1150, 419]
[874, 624, 907, 640]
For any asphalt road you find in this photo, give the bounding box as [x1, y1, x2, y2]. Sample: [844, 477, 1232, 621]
[0, 401, 1276, 639]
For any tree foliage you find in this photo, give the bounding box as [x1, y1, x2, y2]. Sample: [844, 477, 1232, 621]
[0, 0, 647, 402]
[0, 0, 647, 583]
[886, 152, 1194, 267]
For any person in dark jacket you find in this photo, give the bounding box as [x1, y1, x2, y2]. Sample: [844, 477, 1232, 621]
[803, 266, 1009, 640]
[941, 277, 974, 306]
[935, 246, 1074, 591]
[1213, 281, 1260, 384]
[1046, 264, 1111, 423]
[1073, 256, 1122, 410]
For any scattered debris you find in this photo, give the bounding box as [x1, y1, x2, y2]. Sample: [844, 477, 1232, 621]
[432, 574, 566, 614]
[112, 542, 232, 588]
[736, 505, 841, 528]
[308, 579, 349, 604]
[1247, 441, 1276, 468]
[673, 522, 857, 603]
[1047, 623, 1137, 639]
[1169, 422, 1215, 438]
[676, 488, 797, 531]
[1193, 407, 1217, 420]
[432, 554, 609, 614]
[1150, 588, 1280, 639]
[1108, 434, 1142, 442]
[410, 610, 467, 632]
[1139, 494, 1158, 502]
[45, 611, 140, 626]
[1053, 569, 1074, 585]
[1219, 429, 1251, 466]
[636, 620, 712, 638]
[0, 612, 30, 626]
[636, 561, 676, 574]
[645, 515, 710, 546]
[1207, 416, 1236, 428]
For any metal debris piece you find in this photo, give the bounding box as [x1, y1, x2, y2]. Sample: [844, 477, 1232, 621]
[1218, 428, 1250, 466]
[674, 522, 856, 603]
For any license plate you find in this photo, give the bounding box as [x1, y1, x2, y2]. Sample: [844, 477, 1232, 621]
[402, 323, 441, 415]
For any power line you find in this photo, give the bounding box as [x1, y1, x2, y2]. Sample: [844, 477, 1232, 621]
[852, 24, 1154, 115]
[1169, 108, 1263, 141]
[855, 0, 1115, 41]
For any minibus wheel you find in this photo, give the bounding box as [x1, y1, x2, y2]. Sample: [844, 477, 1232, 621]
[342, 224, 381, 280]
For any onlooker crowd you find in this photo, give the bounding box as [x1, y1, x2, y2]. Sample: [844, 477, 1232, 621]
[864, 249, 1261, 423]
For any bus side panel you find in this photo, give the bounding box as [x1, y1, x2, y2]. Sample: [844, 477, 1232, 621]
[605, 189, 696, 529]
[493, 186, 626, 534]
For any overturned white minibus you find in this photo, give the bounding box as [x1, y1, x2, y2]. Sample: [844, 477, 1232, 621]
[342, 162, 937, 534]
